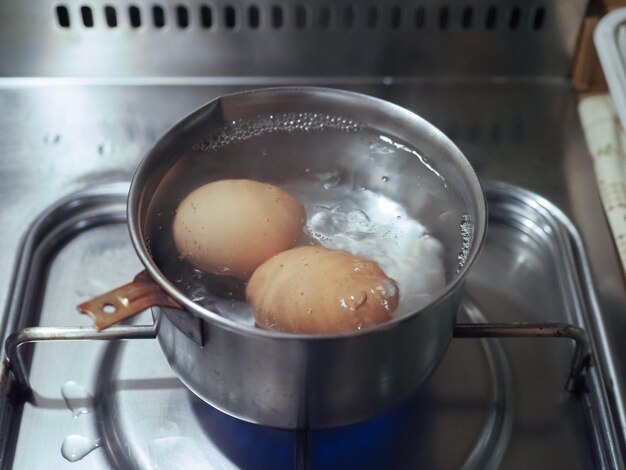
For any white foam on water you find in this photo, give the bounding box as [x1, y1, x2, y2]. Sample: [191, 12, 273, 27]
[287, 179, 446, 316]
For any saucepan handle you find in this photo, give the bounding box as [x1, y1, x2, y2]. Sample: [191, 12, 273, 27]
[77, 270, 181, 330]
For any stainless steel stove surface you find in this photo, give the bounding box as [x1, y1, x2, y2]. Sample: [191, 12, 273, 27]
[0, 177, 617, 469]
[2, 1, 626, 467]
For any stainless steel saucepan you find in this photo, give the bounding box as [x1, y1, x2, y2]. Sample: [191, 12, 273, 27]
[77, 87, 487, 429]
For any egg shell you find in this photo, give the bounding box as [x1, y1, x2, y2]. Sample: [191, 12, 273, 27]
[246, 246, 399, 334]
[173, 179, 306, 280]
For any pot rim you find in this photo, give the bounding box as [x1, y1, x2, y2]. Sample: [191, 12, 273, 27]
[127, 86, 488, 340]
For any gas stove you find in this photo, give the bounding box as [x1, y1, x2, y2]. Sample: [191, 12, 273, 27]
[0, 176, 618, 469]
[1, 0, 626, 468]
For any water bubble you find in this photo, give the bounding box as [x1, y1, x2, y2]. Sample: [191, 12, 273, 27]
[192, 112, 363, 151]
[369, 142, 395, 155]
[343, 292, 367, 310]
[189, 286, 207, 302]
[457, 214, 473, 272]
[381, 176, 389, 182]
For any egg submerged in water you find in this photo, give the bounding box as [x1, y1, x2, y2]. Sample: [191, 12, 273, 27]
[173, 179, 306, 280]
[246, 246, 400, 334]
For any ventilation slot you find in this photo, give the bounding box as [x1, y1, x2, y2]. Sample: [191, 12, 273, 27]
[224, 5, 237, 29]
[81, 6, 94, 27]
[390, 6, 402, 29]
[295, 5, 307, 29]
[272, 5, 283, 28]
[533, 7, 545, 30]
[438, 6, 449, 30]
[509, 6, 520, 30]
[248, 5, 260, 28]
[485, 6, 497, 30]
[414, 7, 425, 29]
[367, 6, 378, 29]
[342, 5, 355, 29]
[104, 5, 117, 27]
[52, 2, 548, 36]
[319, 6, 331, 29]
[200, 5, 213, 28]
[129, 5, 142, 28]
[490, 124, 502, 145]
[152, 5, 165, 28]
[462, 7, 473, 29]
[56, 5, 70, 28]
[177, 5, 189, 28]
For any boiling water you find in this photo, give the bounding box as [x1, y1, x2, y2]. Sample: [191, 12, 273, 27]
[146, 114, 471, 328]
[286, 181, 445, 317]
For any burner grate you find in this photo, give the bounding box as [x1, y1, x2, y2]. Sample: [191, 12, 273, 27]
[0, 181, 620, 468]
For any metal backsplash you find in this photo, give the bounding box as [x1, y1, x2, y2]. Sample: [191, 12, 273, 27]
[0, 1, 587, 80]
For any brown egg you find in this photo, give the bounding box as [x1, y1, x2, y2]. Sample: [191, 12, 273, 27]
[246, 246, 399, 334]
[173, 179, 305, 280]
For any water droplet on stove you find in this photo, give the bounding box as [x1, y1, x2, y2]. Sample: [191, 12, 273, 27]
[381, 176, 389, 182]
[61, 381, 93, 418]
[61, 435, 100, 462]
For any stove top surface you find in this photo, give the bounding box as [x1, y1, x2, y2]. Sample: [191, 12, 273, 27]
[0, 81, 624, 468]
[0, 181, 612, 469]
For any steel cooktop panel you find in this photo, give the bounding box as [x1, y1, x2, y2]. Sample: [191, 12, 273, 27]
[1, 183, 614, 469]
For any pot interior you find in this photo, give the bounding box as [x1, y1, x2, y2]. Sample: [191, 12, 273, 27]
[133, 87, 486, 333]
